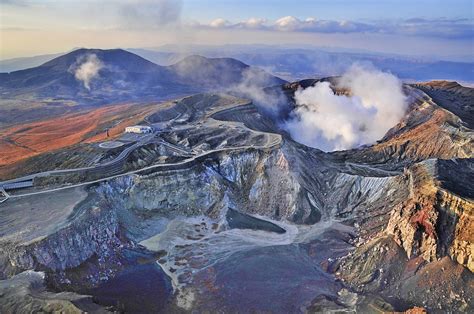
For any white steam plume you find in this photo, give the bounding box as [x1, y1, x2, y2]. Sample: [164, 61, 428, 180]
[71, 54, 103, 90]
[285, 64, 407, 151]
[230, 68, 287, 116]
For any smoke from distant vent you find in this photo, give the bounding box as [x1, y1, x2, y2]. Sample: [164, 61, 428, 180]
[285, 64, 407, 151]
[70, 54, 103, 90]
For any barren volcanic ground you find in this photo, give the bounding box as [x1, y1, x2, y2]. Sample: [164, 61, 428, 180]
[0, 103, 157, 180]
[0, 80, 472, 313]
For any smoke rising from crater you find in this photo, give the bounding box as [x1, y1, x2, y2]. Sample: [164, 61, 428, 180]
[230, 68, 287, 116]
[71, 54, 103, 90]
[285, 64, 407, 151]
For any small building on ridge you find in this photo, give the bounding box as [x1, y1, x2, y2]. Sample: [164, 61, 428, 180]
[125, 125, 153, 134]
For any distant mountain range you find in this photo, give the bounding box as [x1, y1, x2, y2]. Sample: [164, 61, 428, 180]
[0, 52, 65, 73]
[2, 45, 473, 84]
[0, 48, 285, 106]
[134, 45, 474, 83]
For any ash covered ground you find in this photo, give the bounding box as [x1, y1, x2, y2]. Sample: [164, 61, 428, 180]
[0, 50, 473, 313]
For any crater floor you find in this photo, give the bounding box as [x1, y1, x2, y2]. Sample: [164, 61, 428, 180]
[0, 81, 472, 313]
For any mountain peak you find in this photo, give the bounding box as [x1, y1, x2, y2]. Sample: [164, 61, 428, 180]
[170, 54, 285, 87]
[0, 48, 285, 105]
[39, 48, 159, 73]
[174, 54, 249, 69]
[419, 80, 462, 89]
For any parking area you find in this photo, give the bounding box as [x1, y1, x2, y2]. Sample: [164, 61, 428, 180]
[98, 141, 125, 149]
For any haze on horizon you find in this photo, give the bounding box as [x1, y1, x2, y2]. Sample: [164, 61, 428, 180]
[1, 0, 473, 61]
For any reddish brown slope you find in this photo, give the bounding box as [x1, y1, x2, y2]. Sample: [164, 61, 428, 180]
[0, 103, 155, 169]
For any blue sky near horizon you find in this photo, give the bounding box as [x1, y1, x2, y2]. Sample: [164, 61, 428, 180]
[183, 0, 473, 21]
[1, 0, 473, 60]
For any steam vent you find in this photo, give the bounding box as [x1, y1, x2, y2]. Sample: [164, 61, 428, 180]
[0, 1, 473, 313]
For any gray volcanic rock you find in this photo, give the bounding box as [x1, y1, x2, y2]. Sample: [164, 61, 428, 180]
[0, 82, 472, 312]
[96, 148, 314, 225]
[333, 86, 473, 165]
[384, 159, 474, 271]
[0, 193, 128, 288]
[414, 81, 474, 128]
[0, 271, 109, 313]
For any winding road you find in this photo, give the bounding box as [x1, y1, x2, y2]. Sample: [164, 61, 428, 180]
[7, 136, 281, 199]
[0, 100, 282, 200]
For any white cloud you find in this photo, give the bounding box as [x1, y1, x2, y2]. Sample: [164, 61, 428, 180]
[210, 18, 230, 28]
[204, 15, 376, 34]
[239, 18, 267, 29]
[274, 16, 301, 31]
[209, 17, 268, 30]
[198, 16, 473, 38]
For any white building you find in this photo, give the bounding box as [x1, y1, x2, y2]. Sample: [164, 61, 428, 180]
[125, 125, 153, 134]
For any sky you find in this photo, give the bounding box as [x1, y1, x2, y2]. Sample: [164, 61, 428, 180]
[1, 0, 473, 60]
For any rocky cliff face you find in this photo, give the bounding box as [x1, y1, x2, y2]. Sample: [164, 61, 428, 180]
[0, 82, 472, 312]
[1, 200, 126, 288]
[1, 145, 314, 284]
[385, 159, 473, 271]
[339, 87, 473, 164]
[98, 147, 315, 227]
[277, 81, 473, 312]
[0, 271, 109, 313]
[335, 157, 473, 311]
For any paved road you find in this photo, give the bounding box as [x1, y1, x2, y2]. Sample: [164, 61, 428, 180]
[0, 134, 195, 189]
[159, 140, 193, 156]
[345, 162, 401, 177]
[0, 133, 157, 187]
[0, 188, 8, 204]
[2, 100, 282, 199]
[8, 136, 281, 199]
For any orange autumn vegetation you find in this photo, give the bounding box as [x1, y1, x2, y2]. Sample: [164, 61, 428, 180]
[0, 103, 155, 168]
